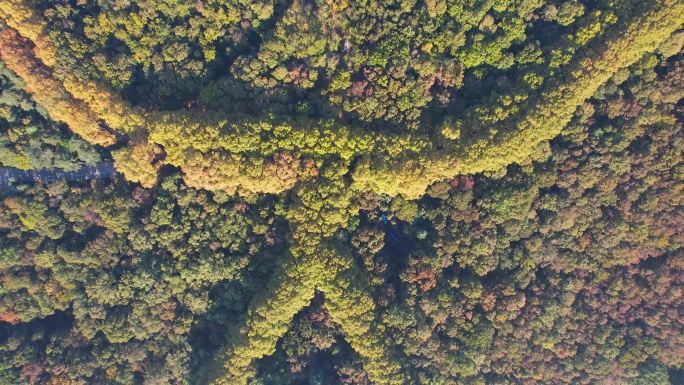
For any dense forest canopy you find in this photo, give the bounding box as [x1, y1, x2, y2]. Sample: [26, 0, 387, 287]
[0, 0, 684, 384]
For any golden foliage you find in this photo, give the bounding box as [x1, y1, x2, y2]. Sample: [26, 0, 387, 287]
[0, 30, 115, 146]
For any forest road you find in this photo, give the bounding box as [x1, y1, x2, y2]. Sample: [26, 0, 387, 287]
[0, 161, 117, 185]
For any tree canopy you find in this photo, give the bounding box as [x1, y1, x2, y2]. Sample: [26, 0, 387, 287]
[1, 0, 684, 384]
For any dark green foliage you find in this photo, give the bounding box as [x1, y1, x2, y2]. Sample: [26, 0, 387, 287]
[0, 172, 281, 383]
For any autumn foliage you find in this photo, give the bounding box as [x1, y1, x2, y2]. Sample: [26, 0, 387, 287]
[0, 0, 684, 384]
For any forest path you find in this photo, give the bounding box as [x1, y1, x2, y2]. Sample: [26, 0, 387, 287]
[0, 161, 117, 185]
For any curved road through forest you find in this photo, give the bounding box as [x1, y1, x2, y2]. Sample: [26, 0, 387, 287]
[0, 161, 117, 185]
